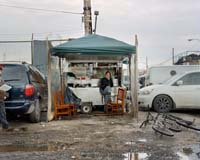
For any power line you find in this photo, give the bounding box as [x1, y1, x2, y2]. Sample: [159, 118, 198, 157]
[0, 27, 83, 36]
[0, 31, 82, 41]
[0, 30, 81, 36]
[0, 4, 83, 15]
[0, 38, 74, 43]
[157, 50, 200, 66]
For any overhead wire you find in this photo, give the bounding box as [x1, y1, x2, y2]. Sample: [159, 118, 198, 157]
[0, 3, 84, 38]
[0, 2, 83, 61]
[0, 27, 83, 39]
[0, 29, 82, 36]
[156, 50, 200, 66]
[0, 3, 83, 15]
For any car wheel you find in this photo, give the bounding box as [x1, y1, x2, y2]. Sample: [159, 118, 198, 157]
[81, 103, 92, 114]
[153, 95, 173, 113]
[29, 99, 41, 123]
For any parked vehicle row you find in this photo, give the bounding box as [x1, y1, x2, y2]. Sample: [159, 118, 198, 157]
[1, 61, 200, 121]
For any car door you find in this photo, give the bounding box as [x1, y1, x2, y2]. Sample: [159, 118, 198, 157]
[173, 72, 200, 108]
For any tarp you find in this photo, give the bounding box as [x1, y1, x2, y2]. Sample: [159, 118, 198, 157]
[32, 40, 50, 76]
[51, 34, 136, 58]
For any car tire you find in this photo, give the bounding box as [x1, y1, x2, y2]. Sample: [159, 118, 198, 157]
[153, 95, 173, 113]
[29, 99, 41, 123]
[81, 103, 92, 114]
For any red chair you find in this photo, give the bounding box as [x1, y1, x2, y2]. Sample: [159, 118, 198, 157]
[106, 88, 126, 114]
[53, 91, 76, 119]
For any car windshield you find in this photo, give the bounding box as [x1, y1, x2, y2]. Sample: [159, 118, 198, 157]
[2, 65, 27, 82]
[159, 74, 182, 85]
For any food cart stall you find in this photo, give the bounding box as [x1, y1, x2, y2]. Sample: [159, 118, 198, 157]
[65, 61, 123, 113]
[47, 34, 138, 120]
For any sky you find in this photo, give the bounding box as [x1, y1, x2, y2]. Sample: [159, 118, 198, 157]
[0, 0, 200, 67]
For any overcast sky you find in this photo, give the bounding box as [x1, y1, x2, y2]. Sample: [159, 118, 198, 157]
[0, 0, 200, 66]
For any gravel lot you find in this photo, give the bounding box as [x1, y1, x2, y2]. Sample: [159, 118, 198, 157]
[0, 111, 199, 160]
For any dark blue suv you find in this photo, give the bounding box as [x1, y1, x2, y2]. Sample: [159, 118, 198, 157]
[1, 62, 48, 123]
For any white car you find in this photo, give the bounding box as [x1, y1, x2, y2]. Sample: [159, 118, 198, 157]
[139, 71, 200, 112]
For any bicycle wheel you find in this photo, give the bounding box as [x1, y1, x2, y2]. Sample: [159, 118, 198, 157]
[163, 120, 182, 132]
[140, 121, 147, 128]
[165, 114, 178, 121]
[176, 120, 200, 131]
[152, 125, 174, 137]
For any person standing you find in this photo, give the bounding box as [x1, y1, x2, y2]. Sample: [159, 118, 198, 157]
[0, 66, 9, 130]
[99, 71, 113, 104]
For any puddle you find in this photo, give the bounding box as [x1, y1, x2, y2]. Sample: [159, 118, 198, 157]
[94, 131, 104, 134]
[0, 143, 63, 152]
[125, 141, 136, 145]
[176, 144, 200, 160]
[126, 139, 147, 145]
[137, 139, 147, 143]
[177, 152, 190, 160]
[123, 152, 149, 160]
[2, 127, 28, 132]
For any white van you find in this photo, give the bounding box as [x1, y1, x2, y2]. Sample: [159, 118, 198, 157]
[145, 65, 200, 86]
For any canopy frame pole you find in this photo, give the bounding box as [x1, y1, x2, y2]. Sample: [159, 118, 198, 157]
[47, 38, 54, 121]
[64, 59, 69, 88]
[59, 57, 63, 94]
[129, 53, 134, 117]
[134, 35, 139, 121]
[129, 35, 139, 119]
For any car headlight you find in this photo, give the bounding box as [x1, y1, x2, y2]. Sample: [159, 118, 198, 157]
[139, 89, 154, 95]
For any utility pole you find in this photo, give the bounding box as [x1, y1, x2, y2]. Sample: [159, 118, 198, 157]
[83, 0, 92, 35]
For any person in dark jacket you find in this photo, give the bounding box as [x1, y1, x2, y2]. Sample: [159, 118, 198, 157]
[0, 66, 9, 130]
[99, 71, 113, 104]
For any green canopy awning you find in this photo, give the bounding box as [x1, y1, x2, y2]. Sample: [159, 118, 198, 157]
[51, 34, 136, 58]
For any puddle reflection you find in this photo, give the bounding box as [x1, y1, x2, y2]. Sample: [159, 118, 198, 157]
[137, 139, 147, 143]
[177, 152, 190, 160]
[0, 144, 59, 152]
[123, 152, 149, 160]
[177, 144, 200, 160]
[126, 139, 147, 145]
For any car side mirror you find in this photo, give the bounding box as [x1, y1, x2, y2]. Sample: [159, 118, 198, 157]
[176, 80, 183, 86]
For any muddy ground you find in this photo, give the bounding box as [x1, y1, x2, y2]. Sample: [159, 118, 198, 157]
[0, 111, 200, 160]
